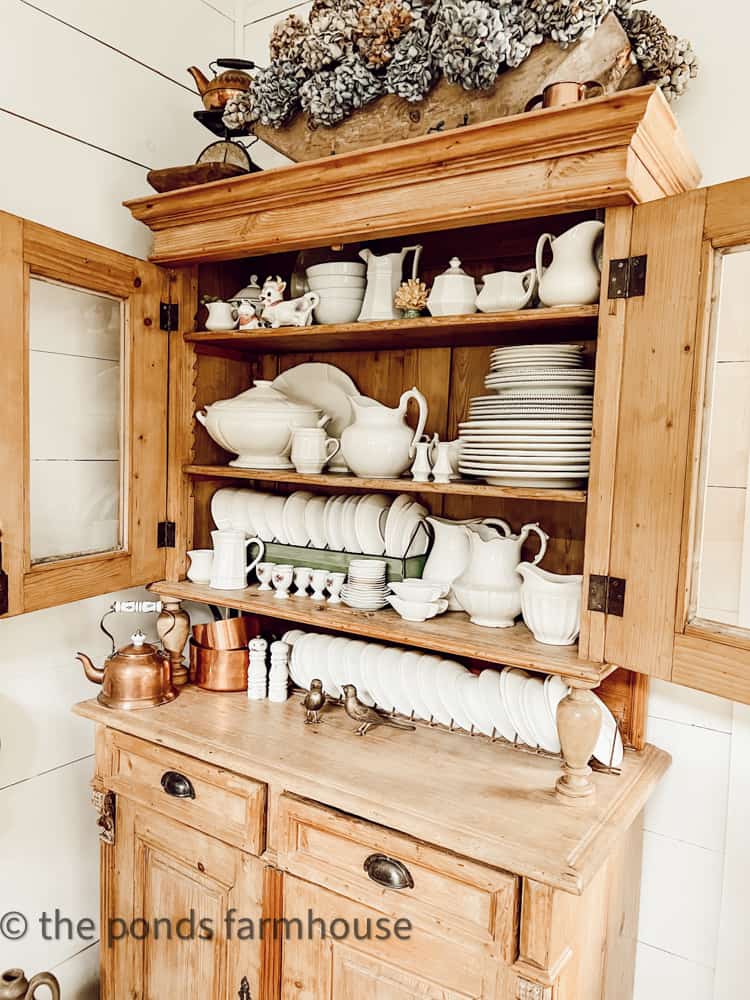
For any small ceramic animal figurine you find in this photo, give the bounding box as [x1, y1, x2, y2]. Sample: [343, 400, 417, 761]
[260, 276, 320, 328]
[237, 300, 261, 330]
[342, 684, 416, 737]
[303, 678, 327, 724]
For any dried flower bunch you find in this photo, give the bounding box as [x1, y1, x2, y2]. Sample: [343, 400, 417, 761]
[225, 0, 697, 133]
[395, 278, 429, 312]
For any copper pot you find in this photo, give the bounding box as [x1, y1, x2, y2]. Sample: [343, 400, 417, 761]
[525, 80, 604, 112]
[190, 640, 248, 692]
[192, 615, 258, 650]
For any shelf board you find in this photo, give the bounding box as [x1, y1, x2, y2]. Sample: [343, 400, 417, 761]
[186, 305, 598, 354]
[184, 465, 588, 503]
[152, 580, 610, 685]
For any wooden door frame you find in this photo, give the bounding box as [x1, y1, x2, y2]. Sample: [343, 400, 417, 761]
[0, 211, 169, 616]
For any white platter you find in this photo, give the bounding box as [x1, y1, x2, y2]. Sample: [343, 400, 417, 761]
[272, 361, 359, 440]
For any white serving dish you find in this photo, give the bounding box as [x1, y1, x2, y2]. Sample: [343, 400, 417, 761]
[389, 579, 449, 602]
[307, 261, 367, 279]
[386, 595, 448, 622]
[196, 381, 322, 470]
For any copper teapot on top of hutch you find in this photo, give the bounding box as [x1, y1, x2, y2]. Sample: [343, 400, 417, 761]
[9, 84, 750, 1000]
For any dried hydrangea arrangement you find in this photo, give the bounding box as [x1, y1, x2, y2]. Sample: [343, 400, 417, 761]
[232, 0, 697, 132]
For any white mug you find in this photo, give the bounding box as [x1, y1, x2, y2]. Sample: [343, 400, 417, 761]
[187, 549, 213, 583]
[209, 529, 264, 590]
[291, 427, 341, 475]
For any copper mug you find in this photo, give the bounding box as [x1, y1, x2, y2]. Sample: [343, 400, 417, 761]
[525, 80, 604, 112]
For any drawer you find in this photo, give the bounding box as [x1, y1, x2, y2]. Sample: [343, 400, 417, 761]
[277, 794, 518, 960]
[104, 731, 266, 855]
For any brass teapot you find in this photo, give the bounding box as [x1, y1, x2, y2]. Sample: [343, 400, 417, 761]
[0, 969, 60, 1000]
[77, 604, 177, 710]
[188, 59, 255, 111]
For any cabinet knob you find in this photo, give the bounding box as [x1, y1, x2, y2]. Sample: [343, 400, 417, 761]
[160, 770, 196, 799]
[363, 853, 414, 890]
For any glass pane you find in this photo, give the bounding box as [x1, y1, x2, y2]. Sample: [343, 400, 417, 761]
[692, 249, 750, 630]
[29, 278, 124, 563]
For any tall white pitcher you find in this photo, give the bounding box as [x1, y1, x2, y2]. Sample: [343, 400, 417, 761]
[358, 245, 423, 322]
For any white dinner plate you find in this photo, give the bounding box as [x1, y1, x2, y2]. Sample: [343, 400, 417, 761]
[260, 494, 284, 543]
[477, 668, 515, 740]
[459, 435, 592, 446]
[210, 488, 238, 530]
[361, 643, 390, 710]
[322, 636, 345, 699]
[490, 345, 583, 359]
[380, 647, 412, 716]
[436, 661, 472, 731]
[403, 652, 431, 720]
[399, 501, 430, 558]
[457, 673, 492, 736]
[522, 675, 560, 753]
[460, 419, 593, 431]
[304, 495, 327, 549]
[417, 653, 451, 726]
[340, 495, 360, 553]
[460, 470, 588, 487]
[324, 495, 347, 551]
[384, 494, 414, 557]
[593, 693, 624, 768]
[282, 491, 314, 546]
[340, 639, 375, 706]
[500, 668, 537, 746]
[355, 493, 390, 555]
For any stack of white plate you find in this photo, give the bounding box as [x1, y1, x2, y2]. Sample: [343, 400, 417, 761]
[281, 630, 623, 764]
[342, 559, 389, 610]
[211, 487, 429, 558]
[458, 343, 594, 488]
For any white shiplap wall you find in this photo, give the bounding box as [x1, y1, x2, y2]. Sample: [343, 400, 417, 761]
[0, 0, 231, 993]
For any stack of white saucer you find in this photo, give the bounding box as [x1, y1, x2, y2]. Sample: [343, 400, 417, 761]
[341, 559, 389, 610]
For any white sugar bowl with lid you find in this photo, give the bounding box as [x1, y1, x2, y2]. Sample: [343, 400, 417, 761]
[195, 381, 325, 470]
[427, 257, 477, 317]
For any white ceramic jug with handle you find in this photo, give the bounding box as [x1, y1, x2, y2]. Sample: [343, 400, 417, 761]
[341, 387, 428, 478]
[536, 220, 604, 307]
[422, 516, 511, 610]
[453, 523, 549, 627]
[210, 529, 264, 590]
[358, 245, 423, 322]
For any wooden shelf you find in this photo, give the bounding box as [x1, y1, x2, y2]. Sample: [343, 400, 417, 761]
[186, 306, 598, 355]
[184, 465, 588, 503]
[151, 580, 611, 685]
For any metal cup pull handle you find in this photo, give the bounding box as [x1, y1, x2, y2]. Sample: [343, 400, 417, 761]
[161, 771, 196, 799]
[363, 853, 414, 890]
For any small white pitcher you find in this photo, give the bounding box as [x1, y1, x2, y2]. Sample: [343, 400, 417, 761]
[291, 427, 341, 475]
[205, 300, 239, 331]
[210, 529, 264, 590]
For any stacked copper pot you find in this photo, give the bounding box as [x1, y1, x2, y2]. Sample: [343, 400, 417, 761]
[190, 616, 259, 691]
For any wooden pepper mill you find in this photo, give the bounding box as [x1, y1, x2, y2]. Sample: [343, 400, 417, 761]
[0, 969, 60, 1000]
[555, 680, 602, 802]
[157, 600, 191, 688]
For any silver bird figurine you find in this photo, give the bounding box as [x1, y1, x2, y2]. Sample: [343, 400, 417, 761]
[342, 684, 416, 737]
[303, 678, 327, 724]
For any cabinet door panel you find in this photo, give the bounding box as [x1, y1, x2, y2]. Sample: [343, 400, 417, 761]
[0, 211, 169, 615]
[281, 876, 505, 1000]
[107, 798, 265, 1000]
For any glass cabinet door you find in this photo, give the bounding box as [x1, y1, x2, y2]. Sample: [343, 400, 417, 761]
[0, 211, 170, 616]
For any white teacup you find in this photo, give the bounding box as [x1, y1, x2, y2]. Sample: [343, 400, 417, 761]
[291, 427, 341, 475]
[187, 549, 213, 584]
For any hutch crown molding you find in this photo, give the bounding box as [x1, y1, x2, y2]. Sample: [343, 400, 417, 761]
[3, 83, 749, 998]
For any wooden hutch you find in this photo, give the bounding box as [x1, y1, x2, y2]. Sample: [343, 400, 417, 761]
[3, 85, 750, 998]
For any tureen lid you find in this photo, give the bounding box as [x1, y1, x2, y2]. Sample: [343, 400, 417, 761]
[230, 273, 262, 301]
[209, 380, 321, 415]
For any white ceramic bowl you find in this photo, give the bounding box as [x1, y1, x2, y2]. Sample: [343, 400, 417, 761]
[451, 582, 521, 628]
[307, 261, 366, 279]
[314, 294, 364, 326]
[386, 595, 448, 622]
[307, 275, 366, 291]
[389, 579, 449, 602]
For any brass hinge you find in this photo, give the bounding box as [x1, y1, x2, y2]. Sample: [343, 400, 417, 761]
[0, 541, 8, 616]
[238, 977, 251, 1000]
[92, 789, 116, 845]
[608, 255, 647, 299]
[587, 575, 626, 617]
[160, 301, 179, 332]
[157, 521, 176, 548]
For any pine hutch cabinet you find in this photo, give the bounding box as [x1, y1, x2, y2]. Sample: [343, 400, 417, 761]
[2, 84, 749, 997]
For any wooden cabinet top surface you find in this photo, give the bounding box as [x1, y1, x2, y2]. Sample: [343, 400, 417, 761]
[125, 86, 700, 263]
[76, 689, 668, 895]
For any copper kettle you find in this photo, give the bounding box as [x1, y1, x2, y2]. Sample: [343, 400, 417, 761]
[188, 59, 255, 111]
[0, 969, 60, 1000]
[77, 606, 177, 710]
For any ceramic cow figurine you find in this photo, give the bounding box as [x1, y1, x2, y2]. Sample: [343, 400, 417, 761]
[260, 276, 319, 328]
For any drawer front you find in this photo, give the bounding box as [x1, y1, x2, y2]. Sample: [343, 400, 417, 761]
[277, 794, 518, 960]
[105, 731, 266, 855]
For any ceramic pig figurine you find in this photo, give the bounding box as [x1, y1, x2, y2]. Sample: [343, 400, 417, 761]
[260, 277, 319, 328]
